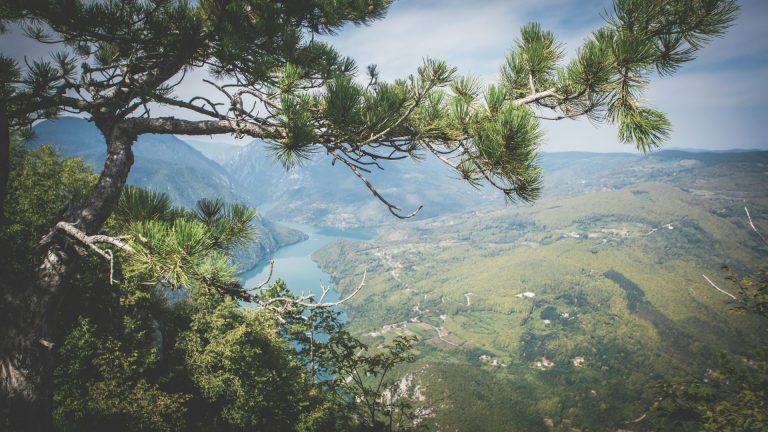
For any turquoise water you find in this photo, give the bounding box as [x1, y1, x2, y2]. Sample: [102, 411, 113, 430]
[239, 222, 374, 302]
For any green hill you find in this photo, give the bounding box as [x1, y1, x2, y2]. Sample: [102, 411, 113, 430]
[312, 152, 768, 431]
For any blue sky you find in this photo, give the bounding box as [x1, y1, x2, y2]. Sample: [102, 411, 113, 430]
[329, 0, 768, 152]
[4, 0, 766, 153]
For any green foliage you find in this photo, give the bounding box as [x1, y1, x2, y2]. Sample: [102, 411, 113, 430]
[0, 142, 96, 276]
[114, 186, 177, 226]
[654, 350, 768, 432]
[180, 291, 310, 431]
[0, 146, 418, 431]
[191, 198, 257, 251]
[495, 0, 738, 152]
[652, 263, 768, 431]
[54, 316, 189, 432]
[114, 192, 257, 289]
[200, 0, 392, 82]
[730, 267, 768, 319]
[53, 261, 387, 432]
[470, 104, 544, 203]
[320, 332, 423, 431]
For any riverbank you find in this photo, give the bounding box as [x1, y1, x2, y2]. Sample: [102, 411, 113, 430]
[231, 219, 309, 272]
[238, 222, 374, 301]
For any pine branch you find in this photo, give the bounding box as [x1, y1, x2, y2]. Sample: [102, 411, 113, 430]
[512, 88, 562, 107]
[124, 117, 279, 139]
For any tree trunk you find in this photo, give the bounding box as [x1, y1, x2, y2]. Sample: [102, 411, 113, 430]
[0, 121, 136, 431]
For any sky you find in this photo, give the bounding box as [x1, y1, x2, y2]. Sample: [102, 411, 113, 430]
[3, 0, 767, 153]
[327, 0, 768, 153]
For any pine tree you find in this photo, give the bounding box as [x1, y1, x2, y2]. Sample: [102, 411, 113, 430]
[0, 0, 738, 429]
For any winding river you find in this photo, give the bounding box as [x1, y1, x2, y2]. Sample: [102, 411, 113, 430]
[239, 222, 374, 303]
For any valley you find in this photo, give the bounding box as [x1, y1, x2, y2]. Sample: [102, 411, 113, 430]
[4, 3, 764, 431]
[29, 118, 768, 431]
[238, 222, 374, 305]
[310, 154, 768, 431]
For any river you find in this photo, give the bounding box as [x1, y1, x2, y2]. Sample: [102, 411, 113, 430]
[239, 222, 374, 303]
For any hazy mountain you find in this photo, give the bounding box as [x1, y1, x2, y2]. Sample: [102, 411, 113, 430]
[537, 151, 639, 198]
[29, 117, 242, 208]
[539, 149, 768, 201]
[224, 140, 501, 227]
[185, 138, 244, 164]
[28, 117, 306, 272]
[224, 141, 768, 229]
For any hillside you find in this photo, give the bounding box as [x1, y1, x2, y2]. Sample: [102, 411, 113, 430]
[185, 138, 244, 164]
[225, 140, 768, 232]
[312, 151, 768, 431]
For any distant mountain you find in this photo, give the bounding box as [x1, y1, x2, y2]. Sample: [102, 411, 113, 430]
[28, 117, 305, 272]
[185, 138, 244, 164]
[539, 149, 768, 202]
[224, 140, 500, 228]
[224, 142, 768, 229]
[29, 117, 242, 208]
[537, 151, 639, 199]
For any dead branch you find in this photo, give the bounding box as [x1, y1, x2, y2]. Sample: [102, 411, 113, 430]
[512, 89, 562, 107]
[314, 270, 367, 308]
[53, 221, 133, 284]
[260, 270, 367, 311]
[624, 399, 661, 424]
[328, 150, 422, 219]
[225, 266, 367, 321]
[423, 142, 459, 171]
[246, 259, 275, 292]
[54, 222, 133, 257]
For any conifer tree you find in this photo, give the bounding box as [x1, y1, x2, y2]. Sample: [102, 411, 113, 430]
[0, 0, 738, 429]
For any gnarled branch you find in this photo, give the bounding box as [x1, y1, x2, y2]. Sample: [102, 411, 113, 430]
[53, 221, 133, 284]
[246, 259, 275, 292]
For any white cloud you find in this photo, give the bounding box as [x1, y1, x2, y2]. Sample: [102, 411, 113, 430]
[328, 1, 524, 82]
[328, 0, 610, 83]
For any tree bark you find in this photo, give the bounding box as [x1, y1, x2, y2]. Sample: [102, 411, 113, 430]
[0, 121, 136, 432]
